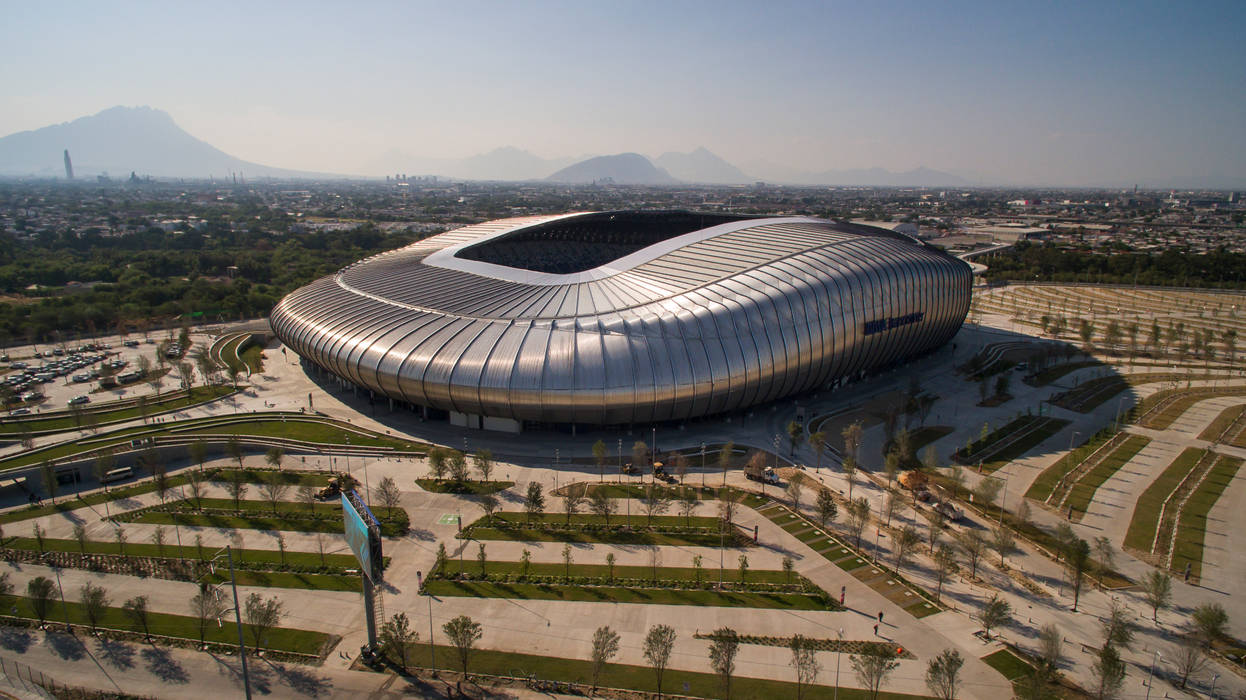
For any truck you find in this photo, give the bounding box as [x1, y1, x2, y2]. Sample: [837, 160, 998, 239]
[744, 463, 780, 485]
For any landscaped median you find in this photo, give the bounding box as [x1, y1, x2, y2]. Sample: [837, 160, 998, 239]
[2, 536, 368, 593]
[460, 512, 751, 547]
[427, 559, 836, 610]
[0, 385, 236, 437]
[111, 496, 409, 537]
[0, 592, 332, 659]
[953, 416, 1070, 473]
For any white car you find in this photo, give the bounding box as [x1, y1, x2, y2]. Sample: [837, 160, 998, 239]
[67, 395, 90, 406]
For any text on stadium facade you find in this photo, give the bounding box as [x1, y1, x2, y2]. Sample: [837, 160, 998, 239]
[863, 311, 925, 336]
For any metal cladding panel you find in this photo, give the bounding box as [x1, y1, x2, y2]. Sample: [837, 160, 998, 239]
[271, 213, 972, 425]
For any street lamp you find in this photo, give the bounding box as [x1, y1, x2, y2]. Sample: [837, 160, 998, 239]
[834, 627, 844, 700]
[38, 553, 69, 633]
[1144, 649, 1161, 700]
[203, 546, 252, 700]
[417, 570, 434, 671]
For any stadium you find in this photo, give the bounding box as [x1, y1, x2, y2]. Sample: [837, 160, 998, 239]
[270, 211, 972, 431]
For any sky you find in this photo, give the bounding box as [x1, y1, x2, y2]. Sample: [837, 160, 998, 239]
[2, 0, 1244, 185]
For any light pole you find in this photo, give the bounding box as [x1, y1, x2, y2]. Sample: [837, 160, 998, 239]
[39, 553, 69, 632]
[700, 443, 706, 488]
[834, 627, 844, 700]
[202, 546, 252, 700]
[1144, 649, 1161, 700]
[617, 439, 622, 483]
[417, 571, 434, 671]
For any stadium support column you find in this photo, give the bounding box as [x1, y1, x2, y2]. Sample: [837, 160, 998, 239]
[362, 577, 379, 651]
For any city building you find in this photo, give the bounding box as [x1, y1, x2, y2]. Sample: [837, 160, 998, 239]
[271, 211, 972, 431]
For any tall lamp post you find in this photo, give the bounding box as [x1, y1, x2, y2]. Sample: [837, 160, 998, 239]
[834, 627, 844, 700]
[1144, 649, 1161, 700]
[201, 546, 251, 700]
[417, 571, 434, 671]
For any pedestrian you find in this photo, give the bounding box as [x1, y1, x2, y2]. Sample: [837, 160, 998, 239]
[873, 623, 879, 636]
[878, 610, 883, 623]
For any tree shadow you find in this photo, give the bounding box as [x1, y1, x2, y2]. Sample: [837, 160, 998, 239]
[211, 652, 274, 695]
[408, 527, 435, 542]
[96, 637, 136, 670]
[264, 659, 335, 697]
[0, 627, 33, 653]
[44, 631, 86, 660]
[141, 646, 190, 684]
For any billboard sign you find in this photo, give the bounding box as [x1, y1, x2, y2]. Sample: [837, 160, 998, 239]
[342, 491, 383, 582]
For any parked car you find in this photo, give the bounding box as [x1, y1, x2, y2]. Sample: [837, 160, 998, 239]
[67, 395, 90, 406]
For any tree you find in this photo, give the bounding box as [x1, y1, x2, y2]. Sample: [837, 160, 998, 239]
[782, 555, 794, 584]
[1093, 536, 1115, 574]
[642, 624, 676, 698]
[427, 446, 448, 480]
[472, 448, 494, 482]
[810, 431, 827, 470]
[1100, 598, 1134, 651]
[978, 594, 1012, 639]
[40, 460, 57, 505]
[787, 420, 804, 456]
[842, 455, 858, 498]
[789, 634, 821, 700]
[1089, 644, 1125, 700]
[477, 542, 488, 576]
[259, 473, 290, 514]
[244, 592, 285, 650]
[190, 583, 225, 647]
[737, 554, 749, 583]
[561, 543, 573, 580]
[893, 525, 921, 573]
[786, 479, 803, 510]
[32, 522, 45, 553]
[717, 438, 732, 483]
[374, 476, 401, 514]
[27, 577, 56, 627]
[1170, 633, 1208, 689]
[1067, 538, 1092, 611]
[123, 595, 152, 640]
[883, 449, 901, 488]
[604, 552, 614, 581]
[592, 440, 608, 482]
[883, 491, 899, 527]
[563, 482, 585, 524]
[297, 484, 316, 512]
[851, 647, 899, 700]
[524, 482, 545, 523]
[718, 490, 742, 530]
[264, 446, 284, 471]
[520, 549, 532, 579]
[632, 440, 649, 472]
[379, 612, 418, 672]
[972, 478, 1003, 509]
[642, 484, 671, 525]
[673, 452, 689, 484]
[590, 626, 620, 692]
[188, 471, 207, 510]
[932, 544, 957, 601]
[847, 497, 871, 548]
[93, 449, 116, 491]
[443, 615, 483, 692]
[72, 523, 87, 553]
[815, 488, 838, 528]
[1039, 624, 1063, 670]
[1189, 602, 1229, 647]
[478, 493, 499, 523]
[708, 627, 740, 698]
[224, 468, 249, 511]
[226, 436, 244, 470]
[678, 487, 698, 526]
[151, 526, 168, 557]
[447, 449, 469, 483]
[992, 526, 1016, 566]
[842, 421, 864, 462]
[924, 649, 964, 700]
[589, 488, 616, 525]
[924, 507, 945, 552]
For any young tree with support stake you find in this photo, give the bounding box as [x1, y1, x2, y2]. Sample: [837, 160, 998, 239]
[379, 612, 418, 672]
[443, 615, 482, 695]
[244, 593, 285, 651]
[924, 649, 964, 700]
[590, 625, 619, 693]
[789, 634, 820, 700]
[708, 627, 740, 699]
[851, 646, 898, 700]
[190, 583, 225, 648]
[643, 624, 676, 698]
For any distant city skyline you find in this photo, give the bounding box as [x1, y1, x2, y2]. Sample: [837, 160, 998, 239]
[2, 0, 1244, 186]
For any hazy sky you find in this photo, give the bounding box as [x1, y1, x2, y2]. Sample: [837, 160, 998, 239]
[3, 0, 1244, 185]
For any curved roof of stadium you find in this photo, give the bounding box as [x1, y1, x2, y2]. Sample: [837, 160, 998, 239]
[331, 210, 937, 321]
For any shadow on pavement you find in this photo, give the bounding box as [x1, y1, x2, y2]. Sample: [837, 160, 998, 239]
[141, 645, 189, 684]
[263, 658, 335, 697]
[96, 637, 135, 669]
[0, 627, 33, 653]
[44, 631, 86, 660]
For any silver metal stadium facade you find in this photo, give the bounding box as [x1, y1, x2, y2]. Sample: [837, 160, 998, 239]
[271, 212, 972, 430]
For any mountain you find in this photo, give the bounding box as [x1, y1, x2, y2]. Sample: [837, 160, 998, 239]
[0, 106, 321, 179]
[653, 147, 751, 183]
[741, 160, 968, 187]
[546, 153, 678, 185]
[368, 146, 580, 181]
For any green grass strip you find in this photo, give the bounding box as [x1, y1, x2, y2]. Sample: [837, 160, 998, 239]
[4, 536, 358, 569]
[116, 497, 408, 537]
[979, 419, 1069, 473]
[436, 560, 798, 585]
[1198, 404, 1246, 442]
[1123, 448, 1206, 552]
[0, 592, 329, 655]
[1063, 435, 1150, 516]
[1025, 431, 1111, 502]
[982, 649, 1033, 681]
[1171, 455, 1243, 580]
[424, 579, 829, 610]
[391, 642, 928, 700]
[0, 386, 235, 435]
